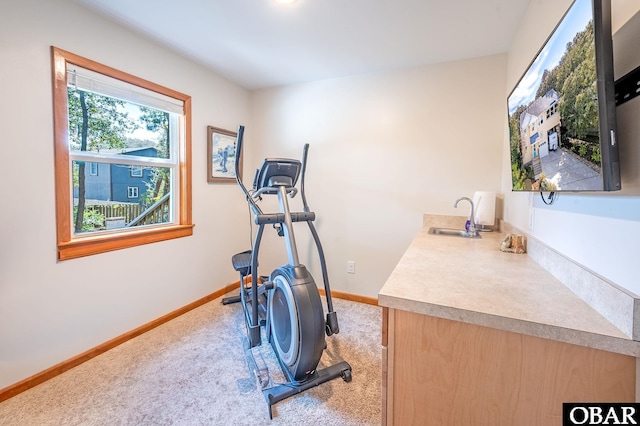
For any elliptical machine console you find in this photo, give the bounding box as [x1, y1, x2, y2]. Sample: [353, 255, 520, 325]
[254, 158, 301, 191]
[224, 126, 352, 418]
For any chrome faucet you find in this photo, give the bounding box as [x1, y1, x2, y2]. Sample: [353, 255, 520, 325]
[454, 197, 477, 237]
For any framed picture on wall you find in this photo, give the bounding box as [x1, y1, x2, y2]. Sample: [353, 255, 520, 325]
[207, 126, 241, 183]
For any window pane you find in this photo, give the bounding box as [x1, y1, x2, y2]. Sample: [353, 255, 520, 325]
[66, 63, 184, 115]
[67, 87, 170, 159]
[72, 161, 172, 234]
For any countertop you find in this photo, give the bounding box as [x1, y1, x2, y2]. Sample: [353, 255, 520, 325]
[378, 215, 640, 357]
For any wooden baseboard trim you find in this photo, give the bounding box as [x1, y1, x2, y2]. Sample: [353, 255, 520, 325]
[320, 288, 379, 306]
[0, 284, 375, 403]
[0, 282, 240, 403]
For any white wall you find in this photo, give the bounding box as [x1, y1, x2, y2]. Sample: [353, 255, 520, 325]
[0, 0, 251, 388]
[250, 55, 507, 298]
[502, 0, 640, 297]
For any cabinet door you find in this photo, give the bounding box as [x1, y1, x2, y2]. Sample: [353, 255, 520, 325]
[388, 309, 635, 426]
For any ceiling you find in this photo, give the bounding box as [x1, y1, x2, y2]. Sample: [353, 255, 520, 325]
[75, 0, 532, 90]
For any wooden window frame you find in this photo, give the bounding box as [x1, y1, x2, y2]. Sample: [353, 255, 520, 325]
[51, 46, 193, 260]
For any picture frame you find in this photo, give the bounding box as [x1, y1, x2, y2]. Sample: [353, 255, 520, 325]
[207, 126, 241, 183]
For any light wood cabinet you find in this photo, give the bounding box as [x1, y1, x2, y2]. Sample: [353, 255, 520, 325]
[382, 307, 636, 426]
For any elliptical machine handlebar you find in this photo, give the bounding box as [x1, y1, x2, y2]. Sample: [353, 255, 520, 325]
[300, 143, 310, 213]
[235, 125, 264, 216]
[291, 142, 339, 335]
[252, 185, 298, 199]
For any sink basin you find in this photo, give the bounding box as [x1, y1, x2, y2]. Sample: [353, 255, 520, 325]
[427, 227, 481, 238]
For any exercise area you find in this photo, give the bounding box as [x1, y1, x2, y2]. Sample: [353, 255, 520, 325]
[223, 125, 352, 419]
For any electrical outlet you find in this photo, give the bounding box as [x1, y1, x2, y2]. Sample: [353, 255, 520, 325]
[347, 261, 355, 274]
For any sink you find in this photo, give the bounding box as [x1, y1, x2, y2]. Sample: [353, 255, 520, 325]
[427, 227, 481, 238]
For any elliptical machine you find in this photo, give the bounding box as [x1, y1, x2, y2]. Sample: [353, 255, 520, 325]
[224, 125, 352, 418]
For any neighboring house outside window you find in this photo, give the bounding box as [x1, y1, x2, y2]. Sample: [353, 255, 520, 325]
[77, 147, 158, 203]
[51, 47, 193, 260]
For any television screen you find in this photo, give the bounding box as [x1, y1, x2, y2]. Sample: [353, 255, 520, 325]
[507, 0, 620, 192]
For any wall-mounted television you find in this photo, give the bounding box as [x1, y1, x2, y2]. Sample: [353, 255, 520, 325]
[507, 0, 620, 192]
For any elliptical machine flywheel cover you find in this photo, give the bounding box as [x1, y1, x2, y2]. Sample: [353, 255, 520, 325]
[269, 265, 325, 383]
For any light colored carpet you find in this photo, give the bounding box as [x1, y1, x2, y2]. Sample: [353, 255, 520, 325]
[0, 294, 382, 425]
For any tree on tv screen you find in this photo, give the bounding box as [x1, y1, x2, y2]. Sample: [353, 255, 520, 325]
[536, 20, 598, 142]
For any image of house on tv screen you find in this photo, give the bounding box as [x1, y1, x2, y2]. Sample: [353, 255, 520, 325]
[508, 0, 604, 192]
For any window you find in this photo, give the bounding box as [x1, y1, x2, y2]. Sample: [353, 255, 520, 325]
[52, 47, 193, 260]
[130, 165, 143, 177]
